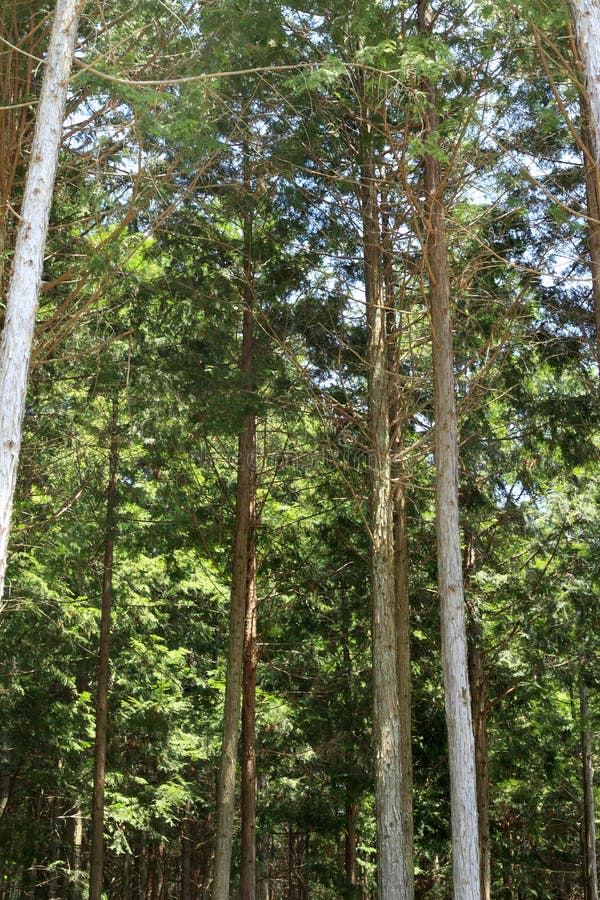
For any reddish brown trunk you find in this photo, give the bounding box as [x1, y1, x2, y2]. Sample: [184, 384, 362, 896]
[241, 514, 258, 900]
[345, 800, 358, 888]
[579, 650, 598, 900]
[468, 618, 491, 900]
[212, 153, 257, 900]
[89, 397, 119, 900]
[383, 184, 414, 885]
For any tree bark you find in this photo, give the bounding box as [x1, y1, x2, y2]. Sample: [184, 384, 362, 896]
[467, 616, 491, 900]
[212, 173, 257, 900]
[360, 106, 410, 899]
[345, 799, 358, 890]
[241, 505, 258, 900]
[570, 1, 600, 173]
[580, 106, 600, 362]
[89, 398, 119, 900]
[382, 184, 414, 891]
[0, 0, 83, 604]
[579, 651, 598, 900]
[182, 803, 194, 900]
[256, 775, 270, 900]
[66, 804, 84, 899]
[464, 535, 491, 900]
[417, 3, 481, 897]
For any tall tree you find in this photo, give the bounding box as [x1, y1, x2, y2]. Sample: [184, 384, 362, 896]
[360, 89, 411, 898]
[0, 0, 83, 602]
[211, 164, 258, 900]
[417, 1, 481, 896]
[569, 0, 600, 169]
[89, 396, 119, 900]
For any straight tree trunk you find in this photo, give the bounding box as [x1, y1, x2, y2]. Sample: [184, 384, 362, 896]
[464, 535, 491, 900]
[241, 501, 258, 900]
[417, 3, 481, 897]
[382, 186, 414, 891]
[360, 106, 410, 899]
[256, 775, 270, 900]
[63, 803, 83, 899]
[89, 398, 119, 900]
[0, 0, 82, 603]
[392, 480, 413, 889]
[570, 1, 600, 172]
[571, 0, 600, 358]
[579, 650, 598, 900]
[345, 799, 358, 890]
[212, 174, 257, 900]
[0, 0, 38, 300]
[342, 609, 358, 892]
[182, 804, 194, 900]
[467, 617, 491, 900]
[580, 108, 600, 362]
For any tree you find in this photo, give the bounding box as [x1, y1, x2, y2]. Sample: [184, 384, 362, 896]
[0, 0, 83, 602]
[360, 89, 411, 900]
[569, 0, 600, 170]
[89, 396, 119, 900]
[417, 1, 481, 896]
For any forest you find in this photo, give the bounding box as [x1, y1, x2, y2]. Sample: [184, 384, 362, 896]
[0, 0, 598, 898]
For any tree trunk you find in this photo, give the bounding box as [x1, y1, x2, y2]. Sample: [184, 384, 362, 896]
[65, 804, 83, 899]
[0, 0, 82, 604]
[464, 535, 491, 900]
[418, 3, 481, 897]
[580, 106, 600, 362]
[212, 172, 257, 900]
[0, 0, 38, 301]
[89, 398, 119, 900]
[241, 507, 258, 900]
[0, 731, 11, 820]
[570, 1, 600, 172]
[383, 185, 414, 890]
[345, 799, 358, 890]
[392, 479, 414, 891]
[182, 804, 194, 900]
[256, 775, 270, 900]
[467, 617, 491, 900]
[342, 609, 358, 893]
[360, 105, 410, 899]
[579, 651, 598, 900]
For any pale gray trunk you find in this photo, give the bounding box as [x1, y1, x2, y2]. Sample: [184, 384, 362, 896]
[418, 3, 481, 897]
[580, 652, 598, 900]
[0, 732, 11, 819]
[580, 107, 600, 362]
[360, 110, 410, 898]
[570, 0, 600, 172]
[67, 804, 84, 899]
[0, 0, 82, 604]
[212, 190, 257, 900]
